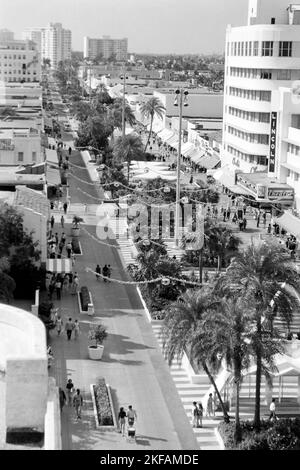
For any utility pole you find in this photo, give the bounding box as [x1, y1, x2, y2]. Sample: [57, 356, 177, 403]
[174, 89, 188, 247]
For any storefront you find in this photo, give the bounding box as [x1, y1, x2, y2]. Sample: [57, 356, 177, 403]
[236, 173, 294, 211]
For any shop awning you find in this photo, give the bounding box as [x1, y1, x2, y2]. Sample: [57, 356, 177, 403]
[181, 142, 195, 157]
[46, 167, 61, 186]
[197, 153, 220, 169]
[167, 135, 179, 148]
[275, 211, 300, 239]
[214, 166, 236, 187]
[159, 129, 175, 143]
[48, 137, 56, 148]
[45, 149, 59, 167]
[46, 258, 72, 273]
[189, 149, 205, 163]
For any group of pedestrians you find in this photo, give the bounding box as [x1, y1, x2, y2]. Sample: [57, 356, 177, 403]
[192, 393, 216, 428]
[59, 379, 83, 420]
[47, 271, 79, 299]
[95, 264, 112, 282]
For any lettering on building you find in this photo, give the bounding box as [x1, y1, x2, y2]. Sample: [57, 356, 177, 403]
[269, 112, 277, 173]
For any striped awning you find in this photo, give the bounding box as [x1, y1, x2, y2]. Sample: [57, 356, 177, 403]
[181, 142, 194, 157]
[46, 258, 72, 273]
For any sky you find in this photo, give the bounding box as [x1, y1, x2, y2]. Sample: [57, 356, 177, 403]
[0, 0, 249, 54]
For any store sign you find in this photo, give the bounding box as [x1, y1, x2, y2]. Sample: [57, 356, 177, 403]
[268, 188, 294, 201]
[269, 112, 277, 173]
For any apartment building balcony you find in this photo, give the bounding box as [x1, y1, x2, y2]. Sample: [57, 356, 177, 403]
[225, 132, 270, 155]
[226, 113, 270, 134]
[283, 127, 300, 147]
[227, 95, 271, 113]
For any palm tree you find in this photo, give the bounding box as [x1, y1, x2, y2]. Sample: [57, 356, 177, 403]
[140, 97, 165, 152]
[205, 221, 241, 271]
[204, 296, 254, 443]
[217, 241, 300, 430]
[113, 134, 144, 182]
[162, 288, 230, 422]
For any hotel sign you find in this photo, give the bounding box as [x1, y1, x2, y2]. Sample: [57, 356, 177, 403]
[269, 112, 277, 173]
[268, 188, 294, 201]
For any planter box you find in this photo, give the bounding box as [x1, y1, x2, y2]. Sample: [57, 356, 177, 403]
[88, 345, 104, 360]
[90, 383, 117, 430]
[71, 238, 83, 255]
[72, 227, 80, 237]
[77, 291, 94, 315]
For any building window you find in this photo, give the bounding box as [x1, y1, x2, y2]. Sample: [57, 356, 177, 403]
[18, 152, 24, 162]
[32, 151, 37, 162]
[260, 71, 272, 79]
[279, 41, 292, 57]
[253, 41, 259, 56]
[277, 70, 291, 80]
[262, 41, 273, 56]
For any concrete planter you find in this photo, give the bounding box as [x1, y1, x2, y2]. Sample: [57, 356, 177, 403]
[77, 291, 94, 315]
[72, 227, 80, 237]
[88, 345, 104, 360]
[90, 383, 117, 430]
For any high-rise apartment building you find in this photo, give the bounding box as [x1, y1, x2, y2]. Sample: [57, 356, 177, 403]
[0, 29, 14, 42]
[222, 0, 300, 175]
[23, 23, 71, 69]
[83, 36, 128, 61]
[0, 38, 41, 83]
[22, 28, 43, 53]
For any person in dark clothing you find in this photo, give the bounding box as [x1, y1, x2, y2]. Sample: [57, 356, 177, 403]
[68, 146, 72, 156]
[50, 201, 54, 210]
[257, 216, 260, 228]
[63, 202, 68, 214]
[102, 264, 109, 282]
[243, 217, 247, 230]
[49, 282, 55, 300]
[95, 264, 101, 281]
[59, 387, 66, 412]
[50, 215, 55, 229]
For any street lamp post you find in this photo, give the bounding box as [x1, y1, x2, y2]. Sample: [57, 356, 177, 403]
[174, 89, 188, 247]
[121, 65, 127, 139]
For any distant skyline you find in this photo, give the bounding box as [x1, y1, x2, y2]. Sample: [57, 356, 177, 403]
[0, 0, 248, 54]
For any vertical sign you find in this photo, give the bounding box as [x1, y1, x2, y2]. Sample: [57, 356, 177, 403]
[269, 112, 277, 173]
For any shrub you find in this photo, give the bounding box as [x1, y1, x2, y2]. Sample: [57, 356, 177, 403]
[93, 377, 114, 426]
[80, 286, 90, 311]
[72, 237, 81, 254]
[218, 422, 236, 449]
[88, 323, 108, 346]
[238, 434, 269, 450]
[267, 419, 300, 450]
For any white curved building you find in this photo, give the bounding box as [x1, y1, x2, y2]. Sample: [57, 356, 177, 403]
[222, 0, 300, 175]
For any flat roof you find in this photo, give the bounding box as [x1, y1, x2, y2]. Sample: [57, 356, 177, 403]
[238, 172, 292, 189]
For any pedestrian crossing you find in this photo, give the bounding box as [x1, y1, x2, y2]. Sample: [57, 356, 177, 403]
[151, 322, 221, 450]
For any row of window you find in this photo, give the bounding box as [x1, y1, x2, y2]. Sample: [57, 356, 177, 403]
[229, 87, 271, 102]
[1, 77, 37, 82]
[227, 145, 268, 166]
[0, 71, 37, 75]
[227, 106, 270, 123]
[229, 67, 294, 81]
[0, 64, 38, 68]
[287, 170, 299, 182]
[0, 55, 27, 60]
[229, 41, 292, 57]
[288, 143, 300, 156]
[17, 152, 37, 162]
[227, 126, 269, 145]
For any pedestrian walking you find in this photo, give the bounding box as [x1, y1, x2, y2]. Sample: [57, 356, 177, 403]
[65, 317, 74, 340]
[59, 387, 66, 412]
[107, 264, 112, 281]
[73, 389, 83, 420]
[63, 274, 69, 292]
[49, 281, 55, 300]
[63, 201, 68, 214]
[269, 398, 277, 422]
[55, 278, 62, 300]
[192, 401, 200, 428]
[74, 320, 80, 339]
[61, 232, 66, 245]
[118, 407, 127, 436]
[50, 215, 55, 229]
[72, 274, 79, 294]
[54, 232, 59, 244]
[56, 315, 63, 335]
[267, 223, 272, 234]
[66, 379, 74, 405]
[61, 215, 65, 228]
[66, 241, 72, 258]
[68, 146, 72, 156]
[206, 393, 215, 418]
[243, 217, 247, 230]
[127, 405, 137, 426]
[198, 402, 203, 428]
[95, 264, 101, 281]
[102, 264, 109, 282]
[257, 216, 260, 228]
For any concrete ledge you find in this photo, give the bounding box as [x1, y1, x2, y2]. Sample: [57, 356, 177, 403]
[90, 383, 117, 430]
[136, 286, 152, 323]
[214, 427, 225, 450]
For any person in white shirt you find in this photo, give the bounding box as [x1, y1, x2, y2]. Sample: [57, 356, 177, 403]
[269, 398, 277, 422]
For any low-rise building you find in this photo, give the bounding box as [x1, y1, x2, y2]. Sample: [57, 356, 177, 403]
[0, 38, 41, 83]
[0, 127, 42, 165]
